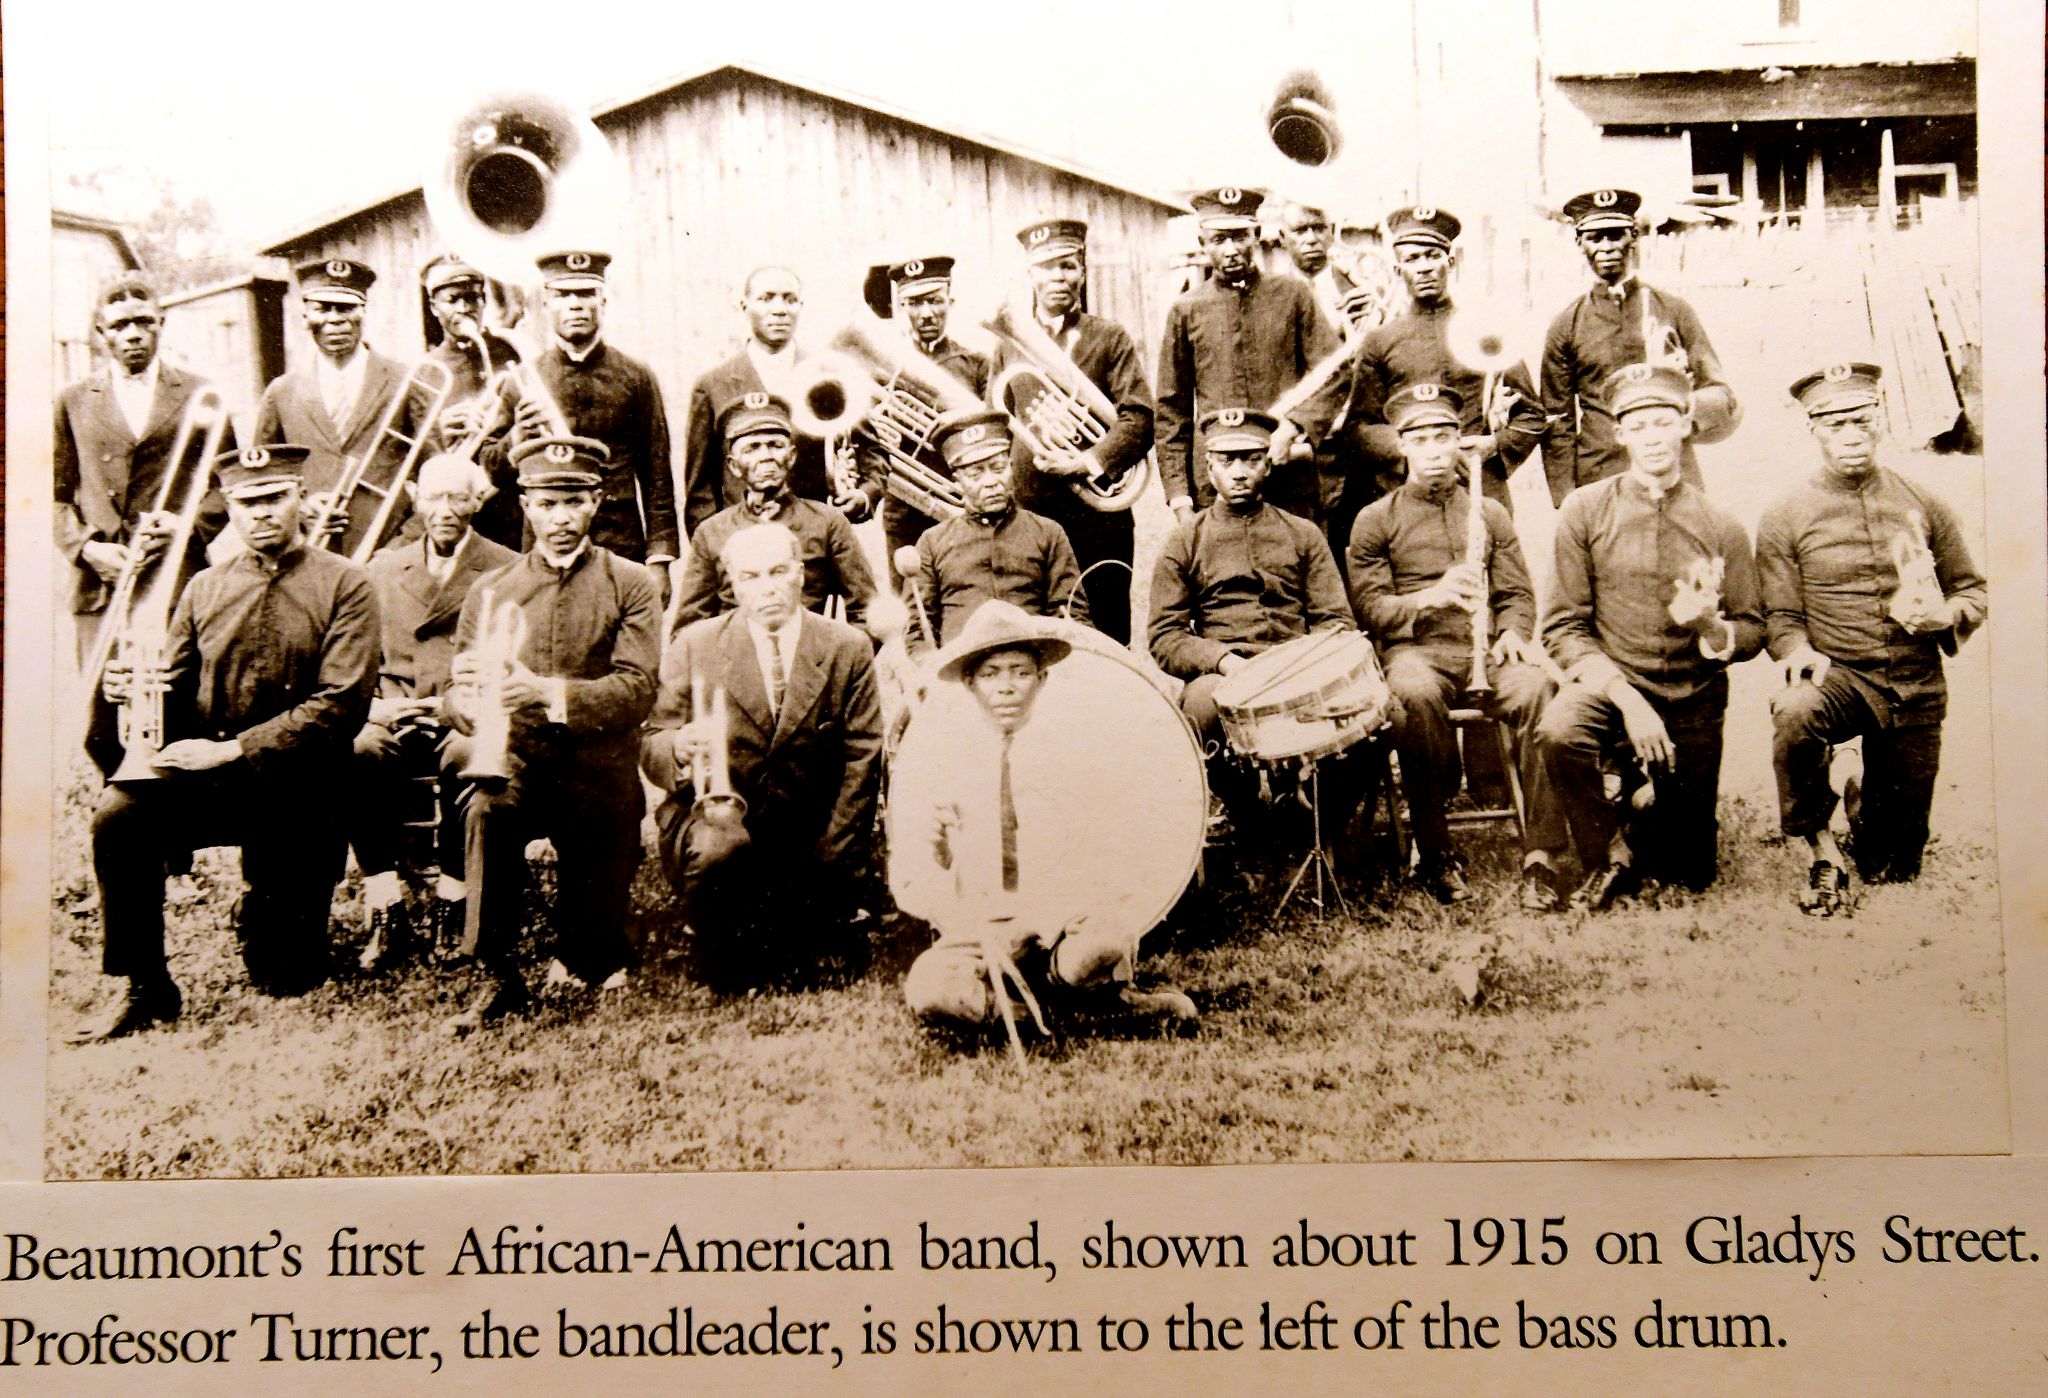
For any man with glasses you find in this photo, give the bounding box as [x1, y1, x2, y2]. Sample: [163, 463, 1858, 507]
[1538, 189, 1739, 505]
[1756, 362, 1986, 913]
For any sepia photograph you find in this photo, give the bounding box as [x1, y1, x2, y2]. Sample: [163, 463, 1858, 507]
[26, 0, 2007, 1179]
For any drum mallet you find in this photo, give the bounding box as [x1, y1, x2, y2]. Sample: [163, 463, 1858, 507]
[893, 546, 938, 651]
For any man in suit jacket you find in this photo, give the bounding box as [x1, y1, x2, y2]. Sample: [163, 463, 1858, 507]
[643, 521, 884, 989]
[682, 265, 837, 536]
[255, 258, 429, 559]
[349, 453, 520, 968]
[55, 275, 233, 667]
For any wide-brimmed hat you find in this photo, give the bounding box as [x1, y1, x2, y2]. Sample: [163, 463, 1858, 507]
[933, 599, 1073, 684]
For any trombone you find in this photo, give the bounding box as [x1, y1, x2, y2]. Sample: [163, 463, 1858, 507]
[306, 357, 458, 564]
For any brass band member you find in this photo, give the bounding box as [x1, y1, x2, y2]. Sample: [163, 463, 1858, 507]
[901, 602, 1194, 1035]
[1757, 362, 1987, 912]
[416, 252, 523, 547]
[910, 409, 1090, 654]
[1276, 199, 1372, 568]
[349, 453, 519, 968]
[863, 255, 992, 583]
[1295, 205, 1546, 512]
[643, 523, 884, 989]
[75, 446, 380, 1041]
[674, 393, 879, 631]
[56, 274, 231, 672]
[444, 436, 662, 1030]
[1278, 199, 1371, 338]
[1148, 408, 1362, 832]
[1348, 384, 1566, 910]
[1539, 188, 1738, 504]
[256, 258, 428, 554]
[501, 250, 680, 606]
[682, 265, 831, 534]
[1536, 365, 1764, 909]
[992, 218, 1156, 645]
[1157, 187, 1341, 526]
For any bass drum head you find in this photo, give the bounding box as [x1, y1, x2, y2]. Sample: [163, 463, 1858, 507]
[888, 634, 1206, 948]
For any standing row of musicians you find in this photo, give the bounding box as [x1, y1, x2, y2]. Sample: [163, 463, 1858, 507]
[61, 191, 1986, 1041]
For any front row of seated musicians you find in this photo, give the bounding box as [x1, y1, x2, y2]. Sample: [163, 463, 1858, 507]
[74, 344, 1986, 1049]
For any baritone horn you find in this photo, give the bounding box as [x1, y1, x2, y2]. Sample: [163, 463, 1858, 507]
[983, 301, 1148, 512]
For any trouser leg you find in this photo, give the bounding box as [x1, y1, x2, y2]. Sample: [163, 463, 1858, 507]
[436, 732, 473, 879]
[348, 723, 408, 878]
[238, 805, 345, 995]
[1857, 719, 1943, 882]
[1644, 691, 1728, 890]
[1535, 685, 1622, 872]
[548, 775, 645, 984]
[1771, 668, 1872, 839]
[1384, 648, 1461, 864]
[1487, 661, 1566, 858]
[91, 784, 178, 983]
[461, 776, 532, 987]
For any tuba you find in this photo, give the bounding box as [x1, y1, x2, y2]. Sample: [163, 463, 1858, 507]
[984, 301, 1148, 512]
[789, 317, 984, 522]
[1268, 70, 1341, 168]
[85, 389, 233, 784]
[456, 587, 528, 789]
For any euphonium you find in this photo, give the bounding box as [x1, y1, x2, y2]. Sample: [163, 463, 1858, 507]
[457, 587, 528, 788]
[983, 301, 1148, 512]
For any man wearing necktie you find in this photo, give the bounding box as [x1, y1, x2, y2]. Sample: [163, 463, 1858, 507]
[1538, 188, 1740, 504]
[644, 521, 884, 989]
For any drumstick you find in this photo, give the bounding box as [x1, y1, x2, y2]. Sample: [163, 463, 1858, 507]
[893, 546, 937, 651]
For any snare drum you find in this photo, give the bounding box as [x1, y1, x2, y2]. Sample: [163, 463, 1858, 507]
[1212, 629, 1390, 764]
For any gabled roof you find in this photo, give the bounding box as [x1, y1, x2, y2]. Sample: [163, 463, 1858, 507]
[53, 209, 142, 268]
[262, 59, 1187, 255]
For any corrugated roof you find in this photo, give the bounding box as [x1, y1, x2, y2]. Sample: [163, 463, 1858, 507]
[261, 60, 1187, 255]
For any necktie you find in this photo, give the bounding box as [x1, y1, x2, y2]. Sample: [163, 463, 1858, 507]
[999, 734, 1019, 893]
[769, 629, 789, 718]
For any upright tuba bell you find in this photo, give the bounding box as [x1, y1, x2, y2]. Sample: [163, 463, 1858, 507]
[1268, 70, 1341, 168]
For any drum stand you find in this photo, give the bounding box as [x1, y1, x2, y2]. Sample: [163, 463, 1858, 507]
[1275, 756, 1347, 919]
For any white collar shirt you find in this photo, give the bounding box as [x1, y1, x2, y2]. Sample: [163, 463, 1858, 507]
[746, 340, 799, 398]
[316, 347, 369, 424]
[110, 359, 161, 439]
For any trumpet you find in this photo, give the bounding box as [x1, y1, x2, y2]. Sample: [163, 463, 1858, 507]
[983, 301, 1148, 512]
[688, 669, 749, 832]
[457, 587, 528, 789]
[308, 358, 459, 564]
[789, 318, 983, 521]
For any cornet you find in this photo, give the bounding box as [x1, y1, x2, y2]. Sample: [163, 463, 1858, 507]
[688, 670, 748, 832]
[457, 588, 529, 789]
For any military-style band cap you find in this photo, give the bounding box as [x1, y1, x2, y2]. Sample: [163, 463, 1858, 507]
[718, 391, 795, 444]
[1385, 382, 1464, 433]
[1198, 406, 1279, 452]
[1017, 218, 1087, 264]
[866, 255, 956, 319]
[1789, 361, 1883, 417]
[933, 599, 1073, 684]
[536, 250, 612, 288]
[1603, 362, 1692, 417]
[1189, 186, 1264, 230]
[296, 258, 376, 304]
[216, 444, 311, 498]
[421, 252, 486, 294]
[1385, 204, 1462, 249]
[1563, 188, 1643, 231]
[935, 407, 1014, 470]
[510, 434, 609, 488]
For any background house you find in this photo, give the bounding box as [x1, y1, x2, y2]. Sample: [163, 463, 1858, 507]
[50, 210, 143, 385]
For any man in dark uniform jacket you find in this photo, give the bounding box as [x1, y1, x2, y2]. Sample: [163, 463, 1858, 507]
[988, 217, 1155, 645]
[1757, 361, 1987, 912]
[682, 265, 834, 535]
[415, 252, 525, 547]
[75, 445, 380, 1041]
[500, 250, 680, 607]
[856, 255, 992, 585]
[1296, 205, 1546, 513]
[910, 408, 1090, 654]
[350, 452, 519, 967]
[644, 521, 885, 988]
[1536, 365, 1763, 908]
[1348, 384, 1566, 910]
[1539, 188, 1739, 504]
[256, 258, 430, 559]
[444, 435, 662, 1029]
[1157, 187, 1340, 525]
[56, 274, 233, 669]
[674, 393, 878, 633]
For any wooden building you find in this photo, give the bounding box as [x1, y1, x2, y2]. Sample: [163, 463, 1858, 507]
[158, 272, 291, 435]
[261, 61, 1186, 424]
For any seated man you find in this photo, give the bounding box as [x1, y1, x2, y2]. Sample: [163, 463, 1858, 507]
[1348, 383, 1567, 909]
[1536, 364, 1764, 908]
[900, 601, 1195, 1048]
[643, 522, 884, 988]
[350, 453, 519, 968]
[1756, 361, 1987, 912]
[674, 392, 878, 632]
[909, 408, 1090, 654]
[443, 436, 662, 1030]
[1147, 408, 1370, 841]
[76, 445, 378, 1040]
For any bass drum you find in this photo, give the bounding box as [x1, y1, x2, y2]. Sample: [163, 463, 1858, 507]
[887, 625, 1206, 950]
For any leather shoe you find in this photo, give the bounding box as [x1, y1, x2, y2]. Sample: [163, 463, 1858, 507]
[1571, 861, 1637, 912]
[1417, 857, 1472, 905]
[1798, 859, 1852, 917]
[1518, 863, 1563, 913]
[358, 904, 416, 973]
[67, 979, 181, 1044]
[443, 978, 530, 1036]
